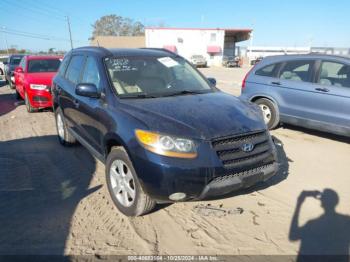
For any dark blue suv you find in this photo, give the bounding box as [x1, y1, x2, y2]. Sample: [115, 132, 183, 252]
[53, 47, 278, 216]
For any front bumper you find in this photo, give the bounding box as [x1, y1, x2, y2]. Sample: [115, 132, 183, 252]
[27, 88, 53, 108]
[132, 135, 278, 202]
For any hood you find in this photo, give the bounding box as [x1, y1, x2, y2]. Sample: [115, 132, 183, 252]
[26, 72, 57, 86]
[119, 92, 266, 140]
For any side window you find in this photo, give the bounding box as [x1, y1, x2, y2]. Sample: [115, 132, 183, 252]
[19, 58, 26, 70]
[81, 56, 100, 88]
[58, 55, 70, 77]
[65, 55, 85, 84]
[255, 63, 278, 77]
[318, 61, 350, 88]
[279, 60, 314, 82]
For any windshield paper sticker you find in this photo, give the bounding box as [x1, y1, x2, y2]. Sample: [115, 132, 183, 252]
[158, 57, 179, 68]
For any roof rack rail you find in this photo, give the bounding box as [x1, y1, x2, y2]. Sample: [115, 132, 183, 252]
[140, 47, 177, 55]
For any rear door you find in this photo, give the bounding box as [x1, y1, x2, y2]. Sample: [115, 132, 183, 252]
[273, 59, 330, 123]
[311, 59, 350, 133]
[59, 55, 86, 133]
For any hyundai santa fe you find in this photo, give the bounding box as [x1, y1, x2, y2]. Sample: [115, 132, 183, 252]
[240, 54, 350, 137]
[52, 47, 278, 216]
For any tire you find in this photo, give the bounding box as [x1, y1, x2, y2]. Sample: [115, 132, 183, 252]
[106, 147, 156, 217]
[55, 107, 76, 146]
[255, 98, 279, 129]
[24, 92, 35, 113]
[9, 80, 15, 89]
[15, 89, 21, 100]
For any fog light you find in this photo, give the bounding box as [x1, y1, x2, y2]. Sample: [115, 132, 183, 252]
[169, 192, 186, 201]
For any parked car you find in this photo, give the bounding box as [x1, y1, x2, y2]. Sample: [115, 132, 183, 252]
[53, 47, 278, 216]
[222, 56, 240, 67]
[5, 54, 25, 88]
[14, 55, 62, 112]
[190, 55, 207, 67]
[250, 56, 263, 66]
[240, 54, 350, 137]
[0, 55, 8, 76]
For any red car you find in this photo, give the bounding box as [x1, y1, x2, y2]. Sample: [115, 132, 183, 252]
[14, 55, 62, 112]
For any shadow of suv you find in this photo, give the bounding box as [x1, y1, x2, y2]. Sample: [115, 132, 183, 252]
[53, 47, 279, 216]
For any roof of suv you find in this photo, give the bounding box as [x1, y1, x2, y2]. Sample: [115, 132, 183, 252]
[71, 46, 177, 58]
[261, 53, 350, 62]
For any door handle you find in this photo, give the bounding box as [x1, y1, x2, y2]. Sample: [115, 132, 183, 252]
[73, 99, 80, 108]
[271, 81, 281, 86]
[315, 87, 329, 92]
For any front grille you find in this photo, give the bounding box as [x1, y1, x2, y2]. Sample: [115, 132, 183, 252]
[212, 163, 274, 184]
[33, 96, 49, 102]
[212, 130, 272, 169]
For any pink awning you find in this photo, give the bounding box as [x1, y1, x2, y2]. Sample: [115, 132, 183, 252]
[163, 45, 177, 53]
[207, 46, 221, 53]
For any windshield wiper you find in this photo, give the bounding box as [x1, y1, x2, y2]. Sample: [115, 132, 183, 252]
[119, 93, 157, 99]
[161, 90, 207, 97]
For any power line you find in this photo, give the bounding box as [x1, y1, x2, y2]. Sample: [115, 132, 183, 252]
[2, 0, 65, 21]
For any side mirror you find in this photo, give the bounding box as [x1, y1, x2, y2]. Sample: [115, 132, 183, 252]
[207, 77, 217, 86]
[15, 67, 23, 73]
[75, 83, 100, 98]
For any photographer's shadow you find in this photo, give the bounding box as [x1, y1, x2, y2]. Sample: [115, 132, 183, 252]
[289, 189, 350, 261]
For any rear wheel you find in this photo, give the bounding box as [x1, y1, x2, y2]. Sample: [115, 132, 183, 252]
[106, 147, 156, 216]
[24, 92, 35, 113]
[255, 98, 279, 129]
[55, 107, 76, 146]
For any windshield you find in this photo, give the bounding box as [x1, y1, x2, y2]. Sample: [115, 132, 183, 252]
[28, 59, 61, 73]
[10, 57, 23, 65]
[105, 56, 213, 98]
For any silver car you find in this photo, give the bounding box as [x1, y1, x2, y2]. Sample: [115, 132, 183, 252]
[190, 55, 207, 68]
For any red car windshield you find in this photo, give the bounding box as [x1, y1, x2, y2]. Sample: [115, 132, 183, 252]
[28, 59, 61, 73]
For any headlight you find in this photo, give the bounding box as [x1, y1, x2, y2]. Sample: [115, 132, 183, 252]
[30, 84, 47, 90]
[135, 129, 197, 158]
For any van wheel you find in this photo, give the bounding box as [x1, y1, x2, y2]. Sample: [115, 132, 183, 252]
[255, 98, 279, 129]
[106, 147, 156, 217]
[55, 107, 76, 146]
[24, 92, 35, 113]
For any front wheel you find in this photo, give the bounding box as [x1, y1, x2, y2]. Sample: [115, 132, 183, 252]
[106, 147, 156, 216]
[24, 92, 35, 113]
[255, 98, 279, 129]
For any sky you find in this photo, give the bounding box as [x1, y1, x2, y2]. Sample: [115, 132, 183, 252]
[1, 0, 349, 52]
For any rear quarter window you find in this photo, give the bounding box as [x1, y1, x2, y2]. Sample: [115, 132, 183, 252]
[255, 63, 279, 77]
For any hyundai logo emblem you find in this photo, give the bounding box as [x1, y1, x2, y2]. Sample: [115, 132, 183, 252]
[241, 143, 254, 152]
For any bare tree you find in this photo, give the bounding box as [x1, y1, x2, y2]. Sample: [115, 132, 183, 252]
[91, 15, 145, 40]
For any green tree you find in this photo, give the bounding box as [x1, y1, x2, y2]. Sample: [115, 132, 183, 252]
[91, 14, 145, 40]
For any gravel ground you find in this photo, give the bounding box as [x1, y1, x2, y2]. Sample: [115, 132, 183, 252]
[0, 67, 349, 256]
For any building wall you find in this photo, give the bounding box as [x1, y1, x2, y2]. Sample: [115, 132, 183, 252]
[90, 36, 145, 48]
[145, 29, 225, 66]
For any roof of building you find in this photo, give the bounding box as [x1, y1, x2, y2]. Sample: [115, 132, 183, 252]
[145, 27, 252, 32]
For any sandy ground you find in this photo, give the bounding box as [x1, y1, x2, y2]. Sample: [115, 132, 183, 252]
[0, 67, 349, 257]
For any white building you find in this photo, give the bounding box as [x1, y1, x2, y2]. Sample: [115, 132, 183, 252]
[245, 46, 311, 61]
[145, 27, 252, 66]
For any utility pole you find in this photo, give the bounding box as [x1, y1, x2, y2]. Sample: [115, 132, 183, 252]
[66, 16, 73, 49]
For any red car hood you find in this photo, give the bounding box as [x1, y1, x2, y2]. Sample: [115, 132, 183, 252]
[26, 72, 57, 86]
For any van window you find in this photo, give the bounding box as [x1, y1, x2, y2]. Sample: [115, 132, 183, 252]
[81, 57, 100, 88]
[318, 61, 350, 88]
[65, 55, 85, 84]
[279, 60, 314, 82]
[255, 64, 278, 77]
